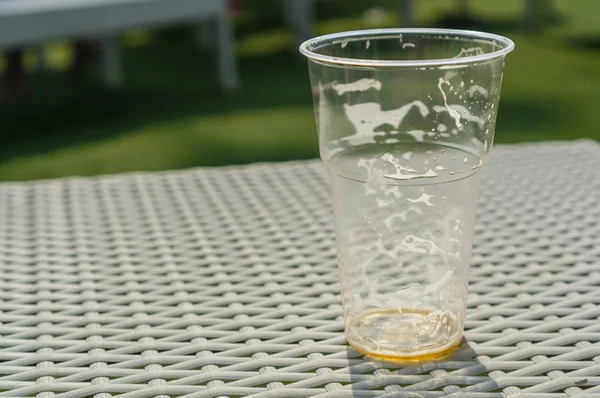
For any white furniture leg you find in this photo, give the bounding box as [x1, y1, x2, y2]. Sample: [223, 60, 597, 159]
[35, 45, 48, 71]
[196, 19, 214, 49]
[524, 0, 555, 30]
[214, 8, 237, 91]
[100, 36, 121, 87]
[399, 0, 414, 27]
[284, 0, 313, 47]
[456, 0, 469, 15]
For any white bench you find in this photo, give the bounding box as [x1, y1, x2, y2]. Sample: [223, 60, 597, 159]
[0, 0, 237, 90]
[282, 0, 313, 47]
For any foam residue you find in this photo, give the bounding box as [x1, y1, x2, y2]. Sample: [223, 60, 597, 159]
[407, 193, 435, 207]
[384, 207, 423, 231]
[454, 47, 484, 58]
[376, 198, 393, 207]
[341, 101, 431, 147]
[407, 130, 427, 142]
[443, 71, 458, 81]
[433, 104, 485, 129]
[437, 78, 462, 129]
[468, 85, 489, 98]
[423, 270, 454, 295]
[452, 219, 463, 235]
[381, 153, 416, 171]
[399, 235, 460, 259]
[357, 157, 379, 172]
[386, 186, 403, 198]
[380, 153, 435, 181]
[333, 78, 382, 95]
[438, 64, 468, 70]
[472, 159, 484, 170]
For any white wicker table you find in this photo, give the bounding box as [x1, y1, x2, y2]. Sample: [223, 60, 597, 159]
[0, 140, 599, 397]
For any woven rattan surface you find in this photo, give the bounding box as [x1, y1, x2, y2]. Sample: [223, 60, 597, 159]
[0, 140, 599, 397]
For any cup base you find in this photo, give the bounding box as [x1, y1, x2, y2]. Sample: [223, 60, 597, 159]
[346, 308, 463, 361]
[348, 338, 462, 362]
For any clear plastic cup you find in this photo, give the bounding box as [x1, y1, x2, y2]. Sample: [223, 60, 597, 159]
[300, 29, 514, 360]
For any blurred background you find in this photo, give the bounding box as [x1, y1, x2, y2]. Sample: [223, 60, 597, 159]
[0, 0, 597, 181]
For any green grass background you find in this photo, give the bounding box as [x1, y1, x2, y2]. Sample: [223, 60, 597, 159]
[0, 0, 599, 181]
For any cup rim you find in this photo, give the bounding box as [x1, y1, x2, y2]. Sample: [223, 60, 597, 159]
[299, 28, 515, 67]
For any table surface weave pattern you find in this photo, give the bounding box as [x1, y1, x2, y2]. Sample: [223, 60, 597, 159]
[0, 140, 599, 398]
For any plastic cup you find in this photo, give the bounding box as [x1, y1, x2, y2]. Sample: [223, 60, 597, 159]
[300, 29, 514, 360]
